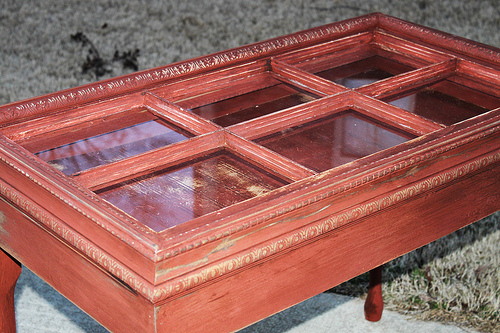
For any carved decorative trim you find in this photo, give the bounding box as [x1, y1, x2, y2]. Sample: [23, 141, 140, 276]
[152, 149, 500, 302]
[0, 135, 160, 252]
[0, 16, 377, 125]
[0, 179, 155, 301]
[379, 15, 500, 65]
[1, 10, 499, 304]
[157, 123, 500, 260]
[1, 123, 499, 302]
[1, 115, 499, 266]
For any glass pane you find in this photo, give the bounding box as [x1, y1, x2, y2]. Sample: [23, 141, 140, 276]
[97, 151, 288, 231]
[385, 80, 500, 125]
[189, 79, 319, 127]
[315, 56, 414, 88]
[36, 120, 192, 175]
[256, 111, 414, 172]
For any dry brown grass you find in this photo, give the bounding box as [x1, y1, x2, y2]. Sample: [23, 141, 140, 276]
[328, 211, 500, 332]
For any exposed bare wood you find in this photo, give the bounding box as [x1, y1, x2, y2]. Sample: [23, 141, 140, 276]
[0, 13, 499, 333]
[75, 131, 225, 191]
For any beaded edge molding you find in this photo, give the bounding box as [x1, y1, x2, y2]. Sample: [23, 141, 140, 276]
[0, 179, 154, 299]
[0, 15, 377, 124]
[1, 124, 499, 302]
[153, 152, 500, 302]
[4, 13, 499, 124]
[1, 12, 500, 301]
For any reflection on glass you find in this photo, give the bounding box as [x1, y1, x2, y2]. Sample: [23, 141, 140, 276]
[256, 111, 414, 172]
[189, 81, 319, 127]
[315, 56, 413, 88]
[385, 80, 500, 125]
[36, 120, 192, 175]
[97, 151, 288, 231]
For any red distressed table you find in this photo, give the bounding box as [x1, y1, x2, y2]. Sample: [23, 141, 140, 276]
[1, 13, 499, 332]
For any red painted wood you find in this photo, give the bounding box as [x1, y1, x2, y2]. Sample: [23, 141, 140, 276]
[97, 150, 288, 232]
[143, 93, 220, 135]
[270, 58, 345, 96]
[385, 80, 500, 126]
[0, 249, 21, 333]
[0, 13, 499, 332]
[227, 92, 350, 140]
[224, 131, 316, 181]
[186, 74, 320, 127]
[355, 58, 457, 99]
[0, 196, 155, 333]
[365, 266, 384, 321]
[372, 30, 453, 65]
[0, 92, 145, 137]
[154, 160, 500, 332]
[0, 137, 160, 278]
[255, 110, 414, 172]
[150, 60, 269, 103]
[275, 31, 373, 67]
[73, 130, 225, 190]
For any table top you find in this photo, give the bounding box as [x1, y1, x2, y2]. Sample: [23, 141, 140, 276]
[1, 13, 500, 332]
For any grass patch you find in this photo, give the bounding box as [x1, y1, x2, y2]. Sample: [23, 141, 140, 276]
[327, 211, 500, 332]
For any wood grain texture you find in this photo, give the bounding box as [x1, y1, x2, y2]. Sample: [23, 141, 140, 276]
[154, 160, 500, 332]
[365, 266, 384, 321]
[270, 58, 346, 96]
[0, 197, 154, 333]
[0, 249, 21, 333]
[355, 58, 457, 99]
[0, 13, 499, 332]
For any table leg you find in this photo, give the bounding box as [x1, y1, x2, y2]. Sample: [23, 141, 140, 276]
[0, 248, 22, 333]
[364, 265, 383, 321]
